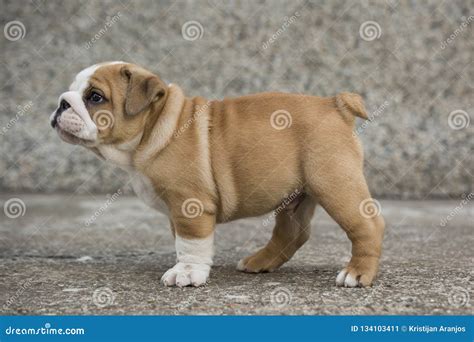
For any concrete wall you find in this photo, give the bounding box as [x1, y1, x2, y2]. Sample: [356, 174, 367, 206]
[1, 0, 472, 198]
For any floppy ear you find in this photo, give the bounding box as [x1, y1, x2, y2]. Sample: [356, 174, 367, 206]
[121, 66, 166, 116]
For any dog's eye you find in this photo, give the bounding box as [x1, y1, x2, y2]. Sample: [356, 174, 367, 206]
[88, 92, 104, 104]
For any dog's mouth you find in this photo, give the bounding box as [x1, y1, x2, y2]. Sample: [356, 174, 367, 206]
[55, 117, 97, 147]
[52, 107, 98, 146]
[55, 125, 89, 145]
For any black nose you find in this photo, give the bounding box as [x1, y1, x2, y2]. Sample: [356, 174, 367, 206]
[59, 99, 71, 111]
[51, 100, 71, 128]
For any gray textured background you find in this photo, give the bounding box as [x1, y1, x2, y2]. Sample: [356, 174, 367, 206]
[1, 0, 472, 199]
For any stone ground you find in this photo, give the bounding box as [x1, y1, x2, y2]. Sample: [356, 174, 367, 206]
[0, 195, 472, 315]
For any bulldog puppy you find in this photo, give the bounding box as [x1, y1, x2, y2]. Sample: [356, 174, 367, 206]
[50, 61, 385, 288]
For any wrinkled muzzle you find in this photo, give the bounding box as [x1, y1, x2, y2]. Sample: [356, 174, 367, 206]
[50, 91, 98, 143]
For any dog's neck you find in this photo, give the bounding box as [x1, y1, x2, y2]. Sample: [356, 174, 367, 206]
[94, 132, 143, 170]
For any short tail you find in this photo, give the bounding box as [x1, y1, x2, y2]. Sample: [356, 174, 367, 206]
[336, 92, 368, 120]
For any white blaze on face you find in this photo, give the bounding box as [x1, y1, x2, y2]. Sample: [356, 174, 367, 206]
[69, 64, 101, 93]
[51, 61, 126, 142]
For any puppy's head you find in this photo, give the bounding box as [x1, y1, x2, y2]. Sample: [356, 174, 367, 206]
[50, 62, 167, 147]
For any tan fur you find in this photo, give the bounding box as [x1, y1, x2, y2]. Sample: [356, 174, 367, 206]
[336, 92, 368, 119]
[238, 196, 317, 272]
[73, 63, 385, 286]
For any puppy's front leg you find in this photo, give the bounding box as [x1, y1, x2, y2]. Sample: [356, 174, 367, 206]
[161, 211, 215, 287]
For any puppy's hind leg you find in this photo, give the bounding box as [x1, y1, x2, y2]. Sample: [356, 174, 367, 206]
[306, 156, 385, 287]
[237, 196, 317, 273]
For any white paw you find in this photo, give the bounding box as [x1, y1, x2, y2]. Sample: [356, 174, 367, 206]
[161, 262, 210, 287]
[336, 269, 360, 288]
[236, 258, 246, 271]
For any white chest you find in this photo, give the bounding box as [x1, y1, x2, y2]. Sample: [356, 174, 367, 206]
[130, 171, 169, 216]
